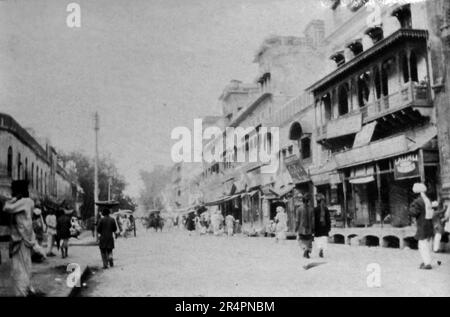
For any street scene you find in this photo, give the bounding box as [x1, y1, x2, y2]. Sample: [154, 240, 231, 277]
[1, 0, 450, 298]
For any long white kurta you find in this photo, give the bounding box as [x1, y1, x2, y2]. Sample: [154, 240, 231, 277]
[3, 198, 37, 296]
[275, 212, 288, 240]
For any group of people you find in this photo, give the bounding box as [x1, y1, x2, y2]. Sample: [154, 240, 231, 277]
[0, 180, 82, 296]
[292, 183, 450, 270]
[287, 193, 331, 259]
[183, 208, 238, 237]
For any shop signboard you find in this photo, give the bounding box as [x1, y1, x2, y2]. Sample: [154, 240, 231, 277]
[394, 154, 420, 180]
[284, 155, 309, 184]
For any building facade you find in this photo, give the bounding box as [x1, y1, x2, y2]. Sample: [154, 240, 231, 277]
[0, 112, 82, 236]
[162, 1, 450, 249]
[198, 22, 326, 235]
[305, 0, 450, 247]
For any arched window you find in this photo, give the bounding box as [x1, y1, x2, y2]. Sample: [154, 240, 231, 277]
[245, 135, 250, 154]
[401, 51, 409, 83]
[410, 51, 418, 82]
[358, 72, 371, 107]
[44, 172, 47, 195]
[31, 163, 34, 187]
[7, 147, 13, 178]
[374, 66, 381, 99]
[322, 94, 332, 122]
[338, 83, 349, 115]
[266, 132, 272, 154]
[289, 122, 303, 141]
[381, 64, 389, 96]
[17, 153, 21, 180]
[24, 158, 28, 180]
[40, 170, 43, 193]
[301, 137, 311, 160]
[36, 166, 39, 191]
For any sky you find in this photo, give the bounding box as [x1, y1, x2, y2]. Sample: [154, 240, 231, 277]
[0, 0, 323, 197]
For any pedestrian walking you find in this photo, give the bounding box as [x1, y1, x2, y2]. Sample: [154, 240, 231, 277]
[274, 206, 287, 242]
[186, 211, 196, 233]
[32, 204, 46, 246]
[295, 193, 315, 259]
[314, 193, 331, 258]
[121, 215, 131, 238]
[97, 208, 118, 269]
[45, 209, 57, 257]
[409, 183, 434, 270]
[431, 201, 448, 253]
[225, 214, 235, 236]
[57, 206, 73, 258]
[3, 180, 45, 296]
[212, 211, 224, 236]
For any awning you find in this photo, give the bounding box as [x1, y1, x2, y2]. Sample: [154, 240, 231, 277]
[204, 198, 225, 207]
[353, 121, 377, 148]
[311, 171, 341, 186]
[336, 125, 437, 170]
[350, 176, 375, 184]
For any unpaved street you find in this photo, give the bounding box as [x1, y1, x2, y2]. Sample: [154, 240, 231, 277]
[79, 229, 450, 297]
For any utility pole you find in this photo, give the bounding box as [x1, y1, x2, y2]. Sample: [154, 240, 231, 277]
[108, 177, 112, 201]
[94, 112, 100, 238]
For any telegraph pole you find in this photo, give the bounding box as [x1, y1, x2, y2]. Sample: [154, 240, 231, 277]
[94, 112, 100, 238]
[108, 177, 112, 201]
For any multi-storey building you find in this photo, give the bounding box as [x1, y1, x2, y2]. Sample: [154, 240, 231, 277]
[199, 21, 326, 235]
[307, 1, 448, 248]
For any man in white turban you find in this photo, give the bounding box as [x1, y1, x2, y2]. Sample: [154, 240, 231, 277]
[410, 183, 434, 269]
[274, 206, 287, 242]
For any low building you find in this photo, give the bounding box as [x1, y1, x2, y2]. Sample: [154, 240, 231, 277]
[0, 112, 82, 237]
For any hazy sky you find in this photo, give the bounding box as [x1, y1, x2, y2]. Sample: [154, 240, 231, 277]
[0, 0, 323, 196]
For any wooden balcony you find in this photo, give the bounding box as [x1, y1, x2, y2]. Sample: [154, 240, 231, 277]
[316, 111, 362, 142]
[360, 81, 432, 123]
[316, 81, 432, 143]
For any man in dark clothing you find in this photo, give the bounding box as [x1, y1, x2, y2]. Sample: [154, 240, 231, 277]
[295, 193, 315, 259]
[97, 208, 117, 269]
[314, 194, 331, 258]
[57, 209, 72, 259]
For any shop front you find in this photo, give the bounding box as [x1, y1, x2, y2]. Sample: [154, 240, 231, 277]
[339, 149, 439, 228]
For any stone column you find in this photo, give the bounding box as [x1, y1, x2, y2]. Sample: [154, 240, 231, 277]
[435, 0, 450, 202]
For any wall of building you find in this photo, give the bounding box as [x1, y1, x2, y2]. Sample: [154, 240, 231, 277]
[0, 114, 75, 202]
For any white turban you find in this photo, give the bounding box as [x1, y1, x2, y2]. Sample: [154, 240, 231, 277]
[33, 208, 42, 216]
[276, 206, 285, 213]
[431, 201, 439, 208]
[412, 183, 427, 194]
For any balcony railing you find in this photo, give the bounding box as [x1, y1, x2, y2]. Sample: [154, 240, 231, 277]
[360, 81, 431, 122]
[334, 134, 409, 168]
[317, 81, 431, 141]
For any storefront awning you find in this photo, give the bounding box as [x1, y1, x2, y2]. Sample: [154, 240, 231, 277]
[336, 125, 437, 170]
[350, 176, 375, 184]
[311, 171, 341, 186]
